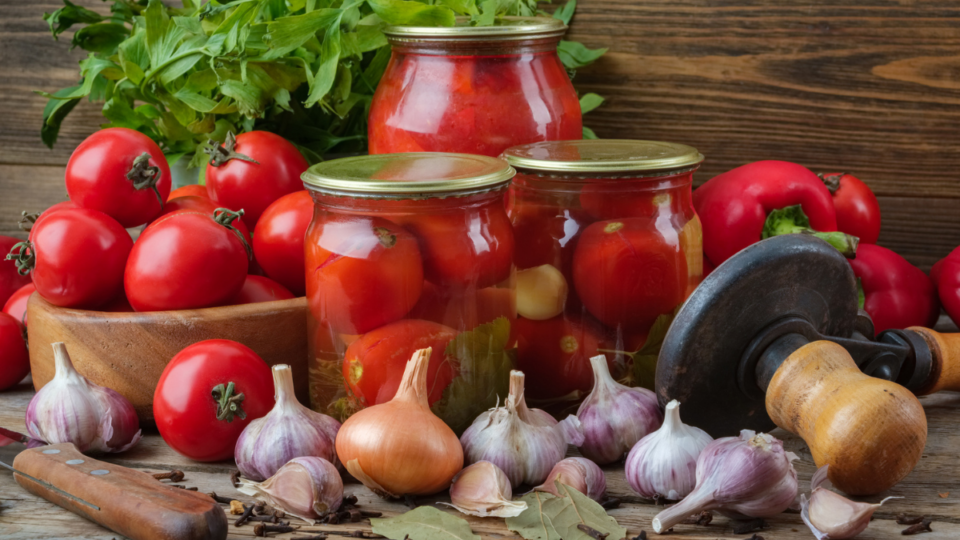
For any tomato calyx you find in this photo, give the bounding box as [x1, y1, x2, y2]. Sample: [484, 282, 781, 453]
[211, 381, 247, 422]
[4, 241, 35, 276]
[817, 172, 847, 194]
[373, 226, 397, 248]
[213, 208, 253, 261]
[204, 132, 260, 168]
[125, 152, 165, 207]
[18, 211, 39, 233]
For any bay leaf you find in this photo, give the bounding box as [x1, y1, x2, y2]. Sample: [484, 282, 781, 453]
[371, 506, 480, 540]
[506, 491, 562, 540]
[543, 482, 628, 540]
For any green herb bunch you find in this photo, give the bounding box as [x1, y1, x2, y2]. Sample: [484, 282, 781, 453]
[41, 0, 606, 169]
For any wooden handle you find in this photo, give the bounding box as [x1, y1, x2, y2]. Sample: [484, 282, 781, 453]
[766, 341, 927, 496]
[12, 444, 227, 540]
[907, 327, 960, 394]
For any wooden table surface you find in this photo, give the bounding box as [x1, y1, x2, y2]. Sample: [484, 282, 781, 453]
[1, 385, 958, 539]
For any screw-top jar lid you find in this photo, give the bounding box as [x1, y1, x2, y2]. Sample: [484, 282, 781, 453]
[302, 153, 515, 198]
[383, 16, 567, 42]
[502, 140, 705, 175]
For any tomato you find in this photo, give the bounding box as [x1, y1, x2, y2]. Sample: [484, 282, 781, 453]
[205, 132, 309, 230]
[11, 208, 133, 309]
[100, 294, 134, 313]
[573, 218, 687, 331]
[395, 204, 514, 289]
[0, 236, 32, 306]
[157, 196, 251, 238]
[154, 339, 273, 461]
[0, 312, 29, 391]
[305, 213, 423, 334]
[2, 283, 35, 326]
[27, 201, 78, 240]
[168, 184, 209, 201]
[343, 319, 459, 407]
[510, 200, 591, 286]
[253, 191, 313, 296]
[125, 209, 249, 312]
[232, 275, 295, 305]
[820, 172, 881, 245]
[65, 128, 171, 228]
[408, 281, 515, 330]
[514, 316, 607, 399]
[580, 182, 685, 221]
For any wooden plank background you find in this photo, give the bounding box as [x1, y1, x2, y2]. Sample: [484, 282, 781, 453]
[1, 0, 959, 270]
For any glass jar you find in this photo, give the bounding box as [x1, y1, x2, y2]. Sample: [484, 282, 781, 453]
[302, 153, 517, 433]
[368, 17, 582, 157]
[501, 140, 704, 405]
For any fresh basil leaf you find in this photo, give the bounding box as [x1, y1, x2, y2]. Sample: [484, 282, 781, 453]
[40, 86, 82, 148]
[173, 16, 205, 35]
[305, 17, 342, 107]
[438, 0, 479, 17]
[221, 78, 265, 117]
[582, 126, 598, 139]
[158, 35, 208, 85]
[367, 0, 456, 27]
[71, 22, 129, 54]
[118, 29, 150, 75]
[579, 92, 603, 114]
[44, 0, 103, 40]
[263, 8, 340, 59]
[173, 88, 220, 112]
[37, 55, 119, 100]
[557, 40, 607, 69]
[145, 0, 186, 69]
[552, 0, 576, 24]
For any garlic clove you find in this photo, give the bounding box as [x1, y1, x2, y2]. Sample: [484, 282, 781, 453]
[516, 264, 568, 320]
[800, 465, 900, 540]
[444, 461, 527, 518]
[534, 457, 607, 501]
[238, 456, 343, 523]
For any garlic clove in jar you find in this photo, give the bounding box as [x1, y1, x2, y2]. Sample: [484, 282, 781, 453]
[238, 456, 343, 523]
[534, 457, 607, 501]
[800, 465, 900, 540]
[516, 264, 568, 320]
[445, 461, 527, 518]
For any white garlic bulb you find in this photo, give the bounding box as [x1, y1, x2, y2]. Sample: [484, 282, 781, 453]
[445, 461, 527, 518]
[624, 399, 712, 500]
[238, 456, 342, 523]
[801, 465, 900, 539]
[516, 265, 568, 320]
[534, 457, 607, 501]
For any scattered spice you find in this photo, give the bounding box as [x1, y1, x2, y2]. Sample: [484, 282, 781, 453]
[901, 518, 933, 535]
[680, 511, 713, 526]
[152, 469, 185, 482]
[630, 532, 647, 540]
[208, 492, 238, 506]
[231, 469, 242, 488]
[897, 514, 925, 525]
[318, 494, 381, 524]
[747, 535, 764, 540]
[600, 497, 621, 510]
[938, 492, 949, 498]
[253, 523, 299, 536]
[733, 518, 768, 534]
[235, 502, 264, 527]
[404, 494, 419, 509]
[169, 485, 198, 491]
[577, 524, 609, 540]
[229, 500, 245, 515]
[294, 532, 383, 539]
[651, 493, 667, 506]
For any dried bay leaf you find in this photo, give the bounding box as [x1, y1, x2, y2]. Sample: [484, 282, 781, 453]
[507, 483, 626, 540]
[506, 492, 562, 540]
[371, 506, 481, 540]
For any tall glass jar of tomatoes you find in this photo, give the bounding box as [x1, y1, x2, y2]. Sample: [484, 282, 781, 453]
[501, 140, 704, 407]
[368, 17, 582, 157]
[302, 153, 517, 433]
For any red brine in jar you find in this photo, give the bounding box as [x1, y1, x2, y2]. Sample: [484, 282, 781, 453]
[502, 140, 704, 403]
[369, 17, 582, 157]
[302, 153, 517, 433]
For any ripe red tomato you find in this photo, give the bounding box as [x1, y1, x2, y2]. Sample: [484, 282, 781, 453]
[205, 132, 308, 230]
[125, 210, 250, 311]
[408, 281, 516, 330]
[573, 218, 687, 331]
[0, 236, 32, 306]
[820, 172, 881, 244]
[253, 191, 313, 296]
[13, 208, 133, 309]
[395, 204, 514, 289]
[232, 275, 295, 305]
[305, 214, 423, 334]
[65, 128, 171, 228]
[0, 312, 29, 391]
[168, 184, 209, 201]
[343, 319, 458, 407]
[157, 196, 252, 239]
[27, 202, 78, 241]
[3, 283, 35, 327]
[154, 340, 273, 461]
[515, 316, 607, 399]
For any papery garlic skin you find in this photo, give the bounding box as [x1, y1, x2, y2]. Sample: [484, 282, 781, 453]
[534, 457, 606, 501]
[446, 461, 527, 518]
[238, 456, 342, 523]
[800, 465, 900, 540]
[625, 400, 712, 500]
[577, 355, 662, 465]
[460, 370, 584, 487]
[236, 365, 341, 481]
[516, 265, 568, 320]
[25, 342, 141, 454]
[652, 430, 799, 534]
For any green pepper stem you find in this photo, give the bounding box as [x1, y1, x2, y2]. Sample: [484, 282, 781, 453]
[762, 204, 859, 258]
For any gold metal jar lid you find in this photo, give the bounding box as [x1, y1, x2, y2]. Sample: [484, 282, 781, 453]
[302, 153, 515, 197]
[502, 140, 705, 175]
[383, 16, 567, 42]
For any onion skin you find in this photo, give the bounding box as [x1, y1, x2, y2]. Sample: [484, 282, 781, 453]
[335, 348, 463, 497]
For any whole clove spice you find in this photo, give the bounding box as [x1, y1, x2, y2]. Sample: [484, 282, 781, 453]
[897, 514, 925, 525]
[680, 511, 713, 526]
[253, 523, 299, 536]
[733, 518, 768, 534]
[600, 497, 621, 510]
[577, 524, 609, 540]
[235, 502, 257, 527]
[152, 470, 185, 482]
[208, 492, 237, 505]
[630, 531, 647, 540]
[231, 469, 242, 488]
[901, 518, 933, 535]
[747, 535, 764, 540]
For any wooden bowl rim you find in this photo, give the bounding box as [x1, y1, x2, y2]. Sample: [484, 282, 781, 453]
[27, 294, 307, 323]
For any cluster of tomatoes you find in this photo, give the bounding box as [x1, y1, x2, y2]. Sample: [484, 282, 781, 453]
[0, 127, 317, 391]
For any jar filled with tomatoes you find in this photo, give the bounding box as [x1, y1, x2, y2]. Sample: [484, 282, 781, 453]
[368, 17, 582, 157]
[302, 153, 516, 433]
[501, 140, 704, 405]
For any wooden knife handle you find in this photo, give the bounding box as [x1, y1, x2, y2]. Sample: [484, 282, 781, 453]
[12, 443, 227, 540]
[907, 327, 960, 394]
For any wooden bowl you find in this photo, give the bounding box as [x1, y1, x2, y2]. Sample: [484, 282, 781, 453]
[26, 294, 308, 422]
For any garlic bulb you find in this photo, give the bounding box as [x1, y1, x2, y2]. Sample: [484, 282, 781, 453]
[577, 354, 662, 465]
[25, 342, 141, 453]
[801, 465, 900, 539]
[534, 457, 606, 501]
[335, 348, 463, 498]
[516, 264, 568, 320]
[235, 365, 341, 481]
[652, 430, 799, 534]
[625, 399, 712, 500]
[460, 370, 584, 487]
[445, 461, 527, 518]
[238, 456, 342, 523]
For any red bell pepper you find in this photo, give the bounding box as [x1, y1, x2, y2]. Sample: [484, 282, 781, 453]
[694, 160, 846, 267]
[931, 247, 960, 325]
[819, 172, 882, 244]
[849, 244, 939, 332]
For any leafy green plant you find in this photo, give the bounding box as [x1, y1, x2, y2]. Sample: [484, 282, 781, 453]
[41, 0, 606, 169]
